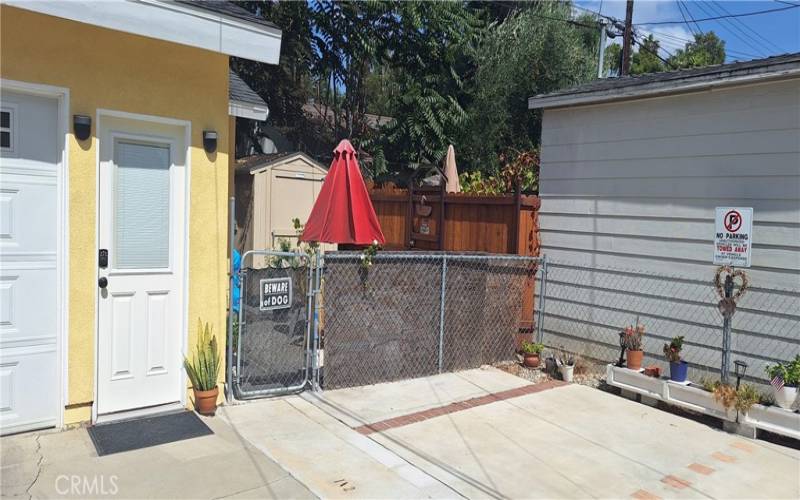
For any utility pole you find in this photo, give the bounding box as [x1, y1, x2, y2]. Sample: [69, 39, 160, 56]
[597, 19, 608, 78]
[621, 0, 634, 76]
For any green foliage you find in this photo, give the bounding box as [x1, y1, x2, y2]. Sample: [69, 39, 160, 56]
[458, 2, 598, 171]
[766, 355, 800, 386]
[183, 321, 220, 391]
[460, 150, 539, 195]
[668, 32, 726, 69]
[663, 335, 684, 363]
[605, 31, 726, 76]
[631, 35, 666, 75]
[360, 240, 381, 269]
[604, 43, 623, 76]
[377, 1, 482, 166]
[521, 341, 544, 355]
[232, 1, 315, 148]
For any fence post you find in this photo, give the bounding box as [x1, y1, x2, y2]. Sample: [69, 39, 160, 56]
[438, 255, 448, 373]
[225, 196, 235, 403]
[313, 250, 322, 391]
[721, 274, 734, 384]
[536, 256, 547, 344]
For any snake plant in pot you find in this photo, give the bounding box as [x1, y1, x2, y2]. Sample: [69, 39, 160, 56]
[663, 336, 688, 382]
[184, 321, 221, 415]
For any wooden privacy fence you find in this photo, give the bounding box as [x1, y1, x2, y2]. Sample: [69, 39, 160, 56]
[367, 184, 541, 335]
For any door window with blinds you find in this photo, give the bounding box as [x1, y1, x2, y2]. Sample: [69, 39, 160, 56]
[113, 140, 171, 269]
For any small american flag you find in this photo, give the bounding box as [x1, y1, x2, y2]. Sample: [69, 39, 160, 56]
[771, 374, 785, 392]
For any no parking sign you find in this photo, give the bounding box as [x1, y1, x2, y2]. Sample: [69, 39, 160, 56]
[714, 207, 753, 267]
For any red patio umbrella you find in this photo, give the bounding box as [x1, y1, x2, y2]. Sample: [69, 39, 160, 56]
[300, 139, 385, 245]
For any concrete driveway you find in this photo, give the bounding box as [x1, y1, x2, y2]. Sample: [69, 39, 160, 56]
[224, 366, 800, 499]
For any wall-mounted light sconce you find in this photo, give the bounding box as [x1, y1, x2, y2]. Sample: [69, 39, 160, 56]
[202, 130, 218, 153]
[73, 115, 91, 141]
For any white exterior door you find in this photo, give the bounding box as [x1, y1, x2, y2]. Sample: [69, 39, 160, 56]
[97, 116, 186, 415]
[0, 90, 61, 435]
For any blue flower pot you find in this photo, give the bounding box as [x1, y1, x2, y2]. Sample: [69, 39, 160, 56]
[669, 361, 688, 382]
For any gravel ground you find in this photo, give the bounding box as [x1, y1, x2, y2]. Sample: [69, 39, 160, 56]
[494, 355, 608, 388]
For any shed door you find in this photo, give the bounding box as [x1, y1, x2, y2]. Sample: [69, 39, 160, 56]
[0, 90, 60, 435]
[269, 164, 324, 248]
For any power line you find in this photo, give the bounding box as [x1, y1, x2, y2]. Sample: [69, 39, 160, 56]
[632, 33, 676, 70]
[677, 0, 703, 36]
[690, 0, 769, 57]
[711, 0, 786, 54]
[638, 3, 800, 25]
[636, 27, 763, 60]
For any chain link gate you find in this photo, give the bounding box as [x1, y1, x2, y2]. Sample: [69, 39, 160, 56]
[232, 250, 319, 399]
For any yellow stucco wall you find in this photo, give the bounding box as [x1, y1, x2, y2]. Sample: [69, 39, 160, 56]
[1, 7, 230, 424]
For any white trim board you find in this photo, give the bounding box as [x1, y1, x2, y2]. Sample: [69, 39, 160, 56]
[7, 0, 282, 65]
[229, 100, 269, 121]
[0, 78, 70, 431]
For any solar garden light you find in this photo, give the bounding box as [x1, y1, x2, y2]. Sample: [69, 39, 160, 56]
[734, 360, 748, 389]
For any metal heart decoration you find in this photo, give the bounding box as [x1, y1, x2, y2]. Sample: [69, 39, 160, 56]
[714, 265, 749, 302]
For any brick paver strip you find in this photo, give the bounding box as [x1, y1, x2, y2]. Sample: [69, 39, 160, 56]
[631, 489, 662, 500]
[661, 475, 692, 489]
[353, 380, 567, 435]
[730, 441, 755, 453]
[687, 463, 715, 475]
[711, 451, 737, 463]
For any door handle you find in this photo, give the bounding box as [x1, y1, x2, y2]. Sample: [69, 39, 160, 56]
[98, 277, 108, 289]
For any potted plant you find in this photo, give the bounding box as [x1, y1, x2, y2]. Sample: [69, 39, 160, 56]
[765, 355, 800, 410]
[622, 323, 645, 371]
[184, 321, 221, 416]
[556, 348, 575, 382]
[663, 336, 688, 382]
[520, 341, 544, 368]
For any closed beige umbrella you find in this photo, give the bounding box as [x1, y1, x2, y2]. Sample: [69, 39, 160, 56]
[444, 144, 460, 193]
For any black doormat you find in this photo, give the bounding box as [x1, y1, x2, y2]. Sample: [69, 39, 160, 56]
[88, 410, 213, 456]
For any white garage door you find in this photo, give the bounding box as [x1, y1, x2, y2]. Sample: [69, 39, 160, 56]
[0, 90, 61, 435]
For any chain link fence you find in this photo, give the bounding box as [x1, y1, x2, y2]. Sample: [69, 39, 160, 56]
[320, 252, 542, 389]
[538, 260, 800, 387]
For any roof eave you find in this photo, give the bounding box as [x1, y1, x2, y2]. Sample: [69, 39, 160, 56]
[7, 0, 282, 65]
[528, 65, 800, 110]
[248, 152, 327, 175]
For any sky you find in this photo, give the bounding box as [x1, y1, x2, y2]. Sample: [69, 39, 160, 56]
[573, 0, 800, 62]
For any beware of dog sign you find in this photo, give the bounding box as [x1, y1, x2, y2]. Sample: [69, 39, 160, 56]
[714, 207, 753, 267]
[260, 277, 292, 311]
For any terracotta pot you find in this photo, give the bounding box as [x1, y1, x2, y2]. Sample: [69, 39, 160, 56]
[194, 386, 219, 416]
[626, 350, 644, 371]
[523, 353, 541, 368]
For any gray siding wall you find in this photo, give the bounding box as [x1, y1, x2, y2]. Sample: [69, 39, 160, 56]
[538, 78, 800, 382]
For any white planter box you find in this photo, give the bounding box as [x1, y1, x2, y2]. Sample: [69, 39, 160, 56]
[744, 404, 800, 440]
[607, 365, 800, 440]
[666, 382, 732, 421]
[607, 365, 666, 400]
